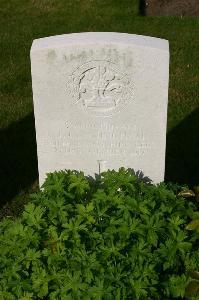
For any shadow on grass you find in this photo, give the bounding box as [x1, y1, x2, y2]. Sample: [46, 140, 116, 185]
[0, 113, 38, 207]
[139, 0, 146, 15]
[1, 107, 199, 207]
[165, 107, 199, 187]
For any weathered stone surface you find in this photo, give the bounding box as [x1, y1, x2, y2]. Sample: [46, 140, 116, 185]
[30, 32, 169, 185]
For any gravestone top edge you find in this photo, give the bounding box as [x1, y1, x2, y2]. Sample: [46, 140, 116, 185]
[31, 32, 169, 53]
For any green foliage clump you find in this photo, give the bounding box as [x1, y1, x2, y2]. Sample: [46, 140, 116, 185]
[0, 168, 199, 299]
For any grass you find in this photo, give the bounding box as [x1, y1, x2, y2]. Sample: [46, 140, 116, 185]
[0, 0, 199, 215]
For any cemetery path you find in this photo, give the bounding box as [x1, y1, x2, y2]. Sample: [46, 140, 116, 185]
[144, 0, 199, 16]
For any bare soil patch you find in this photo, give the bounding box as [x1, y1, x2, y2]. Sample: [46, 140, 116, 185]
[144, 0, 199, 16]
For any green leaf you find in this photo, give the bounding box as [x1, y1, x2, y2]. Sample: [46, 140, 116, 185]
[167, 275, 187, 298]
[19, 292, 34, 300]
[22, 203, 45, 229]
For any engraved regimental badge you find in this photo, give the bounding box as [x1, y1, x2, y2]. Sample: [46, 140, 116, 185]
[67, 60, 133, 116]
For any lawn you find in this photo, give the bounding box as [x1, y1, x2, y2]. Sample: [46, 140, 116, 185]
[0, 0, 199, 214]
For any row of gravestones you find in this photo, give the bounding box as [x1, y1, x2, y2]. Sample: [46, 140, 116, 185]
[30, 32, 169, 185]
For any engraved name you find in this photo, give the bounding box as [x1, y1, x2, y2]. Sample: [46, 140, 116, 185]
[38, 123, 153, 157]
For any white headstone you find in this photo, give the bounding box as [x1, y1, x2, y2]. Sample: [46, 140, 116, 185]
[30, 32, 169, 185]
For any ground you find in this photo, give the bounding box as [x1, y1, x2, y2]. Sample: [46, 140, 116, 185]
[144, 0, 199, 16]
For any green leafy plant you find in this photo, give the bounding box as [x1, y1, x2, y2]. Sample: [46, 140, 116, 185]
[0, 168, 199, 299]
[177, 187, 199, 299]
